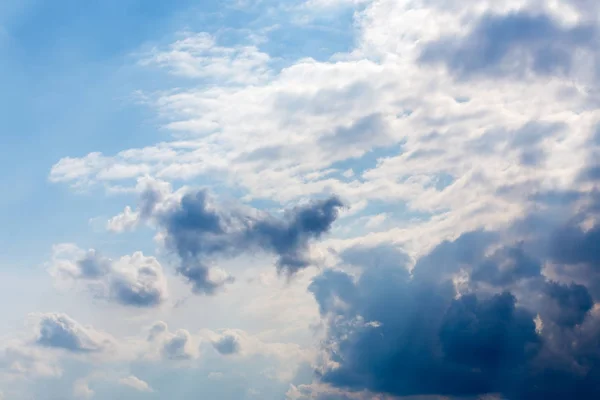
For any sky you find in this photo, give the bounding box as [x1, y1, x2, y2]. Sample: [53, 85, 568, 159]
[1, 0, 600, 399]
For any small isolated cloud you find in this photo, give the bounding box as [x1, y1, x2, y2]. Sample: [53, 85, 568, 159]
[118, 375, 153, 392]
[208, 371, 224, 380]
[33, 313, 113, 353]
[50, 245, 168, 308]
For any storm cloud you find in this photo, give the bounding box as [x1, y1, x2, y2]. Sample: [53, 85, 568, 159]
[308, 189, 600, 399]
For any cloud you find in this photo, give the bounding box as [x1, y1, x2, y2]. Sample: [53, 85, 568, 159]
[163, 191, 342, 292]
[33, 313, 113, 353]
[286, 382, 390, 400]
[50, 245, 168, 308]
[139, 32, 272, 85]
[212, 332, 242, 355]
[306, 189, 600, 399]
[73, 379, 94, 399]
[118, 375, 153, 392]
[420, 11, 599, 80]
[198, 327, 311, 381]
[540, 281, 594, 328]
[111, 180, 343, 294]
[162, 329, 196, 360]
[470, 245, 542, 286]
[146, 322, 198, 361]
[0, 342, 61, 380]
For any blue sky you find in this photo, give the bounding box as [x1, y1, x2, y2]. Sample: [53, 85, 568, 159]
[2, 0, 600, 399]
[0, 0, 356, 268]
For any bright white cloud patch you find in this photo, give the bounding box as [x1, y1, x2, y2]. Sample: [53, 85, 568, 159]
[118, 375, 153, 392]
[140, 32, 272, 84]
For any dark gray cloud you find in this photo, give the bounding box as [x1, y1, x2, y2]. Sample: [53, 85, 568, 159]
[540, 281, 593, 328]
[109, 266, 165, 308]
[34, 313, 109, 353]
[420, 12, 599, 80]
[547, 222, 600, 300]
[471, 245, 541, 286]
[308, 189, 600, 399]
[412, 230, 498, 281]
[145, 188, 343, 294]
[212, 334, 241, 355]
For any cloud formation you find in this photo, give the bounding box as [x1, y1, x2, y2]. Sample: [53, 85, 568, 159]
[212, 332, 242, 355]
[308, 189, 600, 399]
[32, 0, 600, 398]
[111, 179, 344, 294]
[118, 375, 153, 392]
[420, 11, 599, 80]
[50, 245, 168, 308]
[33, 313, 113, 353]
[146, 321, 198, 361]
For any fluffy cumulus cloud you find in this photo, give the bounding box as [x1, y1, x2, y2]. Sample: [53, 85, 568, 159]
[143, 321, 199, 361]
[50, 244, 168, 307]
[33, 313, 115, 353]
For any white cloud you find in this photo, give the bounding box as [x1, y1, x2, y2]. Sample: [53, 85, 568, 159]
[0, 341, 62, 381]
[200, 327, 313, 381]
[118, 375, 153, 392]
[73, 378, 95, 399]
[208, 371, 224, 380]
[139, 32, 272, 85]
[49, 245, 168, 308]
